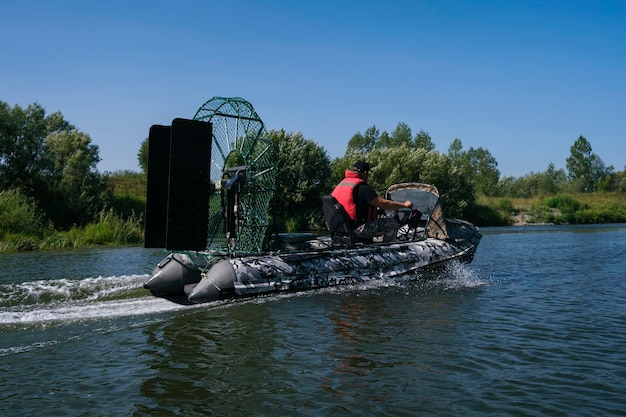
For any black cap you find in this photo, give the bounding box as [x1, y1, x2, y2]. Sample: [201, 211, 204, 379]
[353, 161, 370, 172]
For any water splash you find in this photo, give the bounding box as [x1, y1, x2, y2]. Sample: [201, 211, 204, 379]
[413, 260, 490, 292]
[246, 262, 489, 305]
[437, 260, 490, 290]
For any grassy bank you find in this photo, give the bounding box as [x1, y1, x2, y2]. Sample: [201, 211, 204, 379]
[0, 171, 146, 253]
[474, 192, 626, 226]
[0, 210, 143, 253]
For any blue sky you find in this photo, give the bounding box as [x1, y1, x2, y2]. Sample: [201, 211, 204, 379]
[2, 0, 624, 177]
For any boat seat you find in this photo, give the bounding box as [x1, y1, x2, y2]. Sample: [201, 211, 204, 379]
[322, 195, 360, 246]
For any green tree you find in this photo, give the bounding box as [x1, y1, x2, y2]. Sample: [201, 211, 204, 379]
[376, 122, 412, 149]
[497, 163, 569, 198]
[466, 147, 500, 196]
[414, 129, 435, 151]
[268, 129, 332, 230]
[598, 165, 624, 192]
[1, 102, 75, 194]
[447, 138, 464, 169]
[503, 172, 546, 198]
[358, 145, 475, 218]
[329, 156, 351, 185]
[447, 139, 500, 196]
[614, 167, 626, 192]
[138, 137, 149, 174]
[44, 130, 110, 227]
[1, 102, 49, 194]
[0, 101, 108, 229]
[338, 127, 479, 218]
[366, 144, 425, 189]
[566, 135, 605, 192]
[345, 125, 379, 160]
[543, 163, 567, 195]
[420, 151, 475, 218]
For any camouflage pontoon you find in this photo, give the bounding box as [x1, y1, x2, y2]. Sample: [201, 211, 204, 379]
[142, 97, 481, 304]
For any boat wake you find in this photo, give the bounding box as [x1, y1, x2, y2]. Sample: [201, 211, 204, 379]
[1, 274, 148, 305]
[0, 274, 188, 328]
[0, 262, 487, 330]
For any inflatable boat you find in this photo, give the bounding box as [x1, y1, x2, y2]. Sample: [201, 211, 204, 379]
[142, 97, 481, 304]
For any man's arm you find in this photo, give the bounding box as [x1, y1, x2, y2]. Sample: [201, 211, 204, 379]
[368, 195, 412, 210]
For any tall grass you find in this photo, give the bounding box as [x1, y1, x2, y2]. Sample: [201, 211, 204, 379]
[40, 210, 143, 249]
[1, 170, 147, 252]
[0, 209, 143, 253]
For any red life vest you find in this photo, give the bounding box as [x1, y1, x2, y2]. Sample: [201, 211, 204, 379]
[331, 170, 376, 223]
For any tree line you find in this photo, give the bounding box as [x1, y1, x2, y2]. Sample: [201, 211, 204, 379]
[0, 101, 142, 249]
[256, 125, 624, 230]
[1, 102, 108, 229]
[2, 100, 625, 247]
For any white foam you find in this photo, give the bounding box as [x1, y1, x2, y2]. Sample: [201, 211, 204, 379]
[423, 261, 490, 291]
[0, 296, 190, 326]
[0, 274, 199, 327]
[2, 274, 147, 303]
[0, 265, 488, 327]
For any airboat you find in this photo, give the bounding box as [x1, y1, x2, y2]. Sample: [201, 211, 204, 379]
[143, 97, 482, 304]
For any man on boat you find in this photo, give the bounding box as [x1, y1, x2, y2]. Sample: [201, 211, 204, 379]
[332, 161, 412, 241]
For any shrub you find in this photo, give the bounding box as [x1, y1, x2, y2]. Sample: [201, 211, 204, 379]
[528, 205, 560, 224]
[495, 198, 516, 215]
[4, 209, 145, 252]
[543, 194, 583, 214]
[465, 202, 511, 226]
[0, 189, 46, 238]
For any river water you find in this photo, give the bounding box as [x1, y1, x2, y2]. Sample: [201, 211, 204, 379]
[1, 224, 625, 416]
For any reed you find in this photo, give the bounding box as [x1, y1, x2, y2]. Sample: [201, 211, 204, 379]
[73, 210, 143, 246]
[0, 210, 143, 253]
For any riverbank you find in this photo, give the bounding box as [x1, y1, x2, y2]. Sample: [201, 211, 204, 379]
[0, 210, 143, 253]
[2, 191, 625, 252]
[477, 192, 626, 226]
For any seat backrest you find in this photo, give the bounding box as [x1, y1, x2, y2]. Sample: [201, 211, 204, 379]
[322, 195, 354, 245]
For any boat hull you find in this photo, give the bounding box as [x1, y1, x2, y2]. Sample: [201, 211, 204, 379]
[144, 235, 481, 304]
